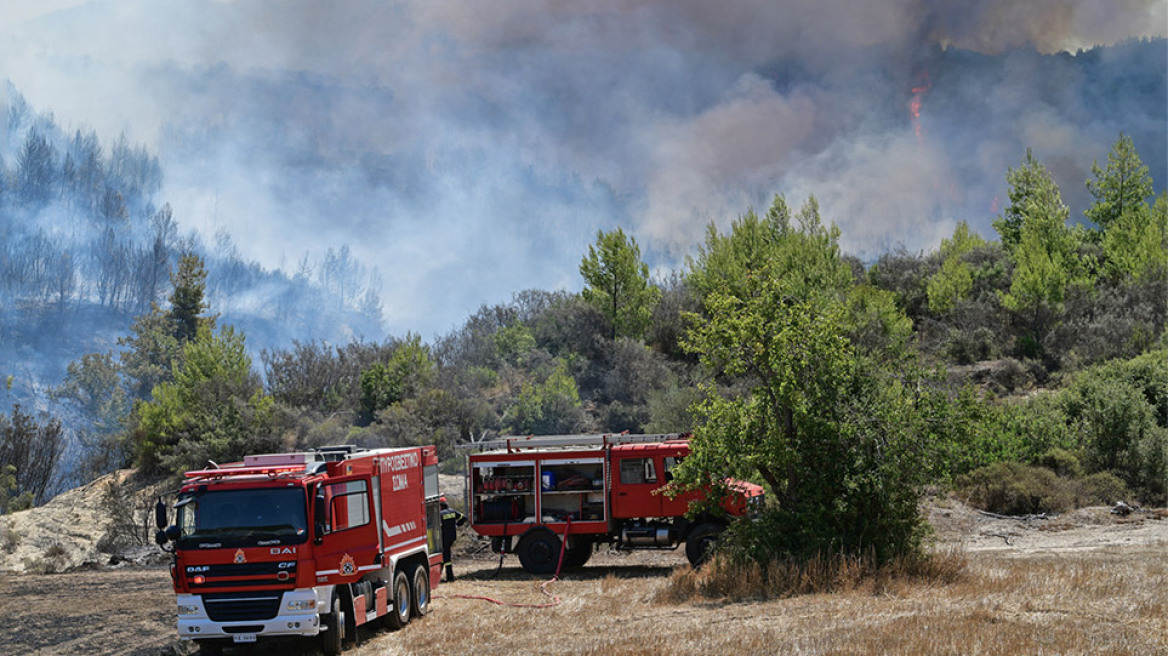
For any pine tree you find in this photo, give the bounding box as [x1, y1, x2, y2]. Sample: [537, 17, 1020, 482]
[1086, 134, 1154, 232]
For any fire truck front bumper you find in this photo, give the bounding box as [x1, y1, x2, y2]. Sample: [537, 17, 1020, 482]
[175, 589, 324, 641]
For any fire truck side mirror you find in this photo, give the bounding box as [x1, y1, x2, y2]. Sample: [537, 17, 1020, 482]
[313, 490, 327, 544]
[154, 498, 168, 531]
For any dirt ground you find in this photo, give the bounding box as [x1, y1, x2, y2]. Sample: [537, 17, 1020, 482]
[3, 497, 1168, 655]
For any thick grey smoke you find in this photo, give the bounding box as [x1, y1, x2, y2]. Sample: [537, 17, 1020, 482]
[1, 0, 1165, 336]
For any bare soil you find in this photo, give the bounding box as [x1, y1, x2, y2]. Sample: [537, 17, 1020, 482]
[4, 485, 1168, 655]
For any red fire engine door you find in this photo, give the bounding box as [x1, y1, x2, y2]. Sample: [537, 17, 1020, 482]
[316, 478, 379, 583]
[610, 455, 664, 518]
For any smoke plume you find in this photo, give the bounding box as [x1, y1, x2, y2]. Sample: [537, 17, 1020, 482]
[1, 0, 1164, 336]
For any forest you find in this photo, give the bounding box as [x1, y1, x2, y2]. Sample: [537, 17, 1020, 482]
[1, 87, 1166, 565]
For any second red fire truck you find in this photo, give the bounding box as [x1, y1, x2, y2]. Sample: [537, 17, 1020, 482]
[155, 445, 442, 655]
[463, 433, 764, 573]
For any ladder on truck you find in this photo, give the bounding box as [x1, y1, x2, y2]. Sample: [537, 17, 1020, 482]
[458, 432, 689, 453]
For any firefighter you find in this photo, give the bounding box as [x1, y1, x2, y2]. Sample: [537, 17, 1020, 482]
[440, 498, 466, 582]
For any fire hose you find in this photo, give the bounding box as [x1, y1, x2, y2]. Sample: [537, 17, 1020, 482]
[436, 516, 571, 608]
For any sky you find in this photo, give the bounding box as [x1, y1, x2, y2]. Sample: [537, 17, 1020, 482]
[1, 0, 1165, 338]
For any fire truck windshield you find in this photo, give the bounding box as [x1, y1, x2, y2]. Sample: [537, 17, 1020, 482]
[175, 487, 308, 548]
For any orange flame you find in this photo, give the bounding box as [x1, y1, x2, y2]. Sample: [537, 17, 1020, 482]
[910, 71, 931, 144]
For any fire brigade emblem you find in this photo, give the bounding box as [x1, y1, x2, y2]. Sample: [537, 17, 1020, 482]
[234, 549, 246, 565]
[339, 554, 357, 577]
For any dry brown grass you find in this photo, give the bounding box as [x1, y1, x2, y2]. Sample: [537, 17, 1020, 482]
[349, 546, 1168, 656]
[657, 548, 969, 603]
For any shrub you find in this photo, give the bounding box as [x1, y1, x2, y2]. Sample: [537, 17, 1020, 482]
[958, 462, 1072, 515]
[658, 549, 967, 603]
[1072, 471, 1131, 507]
[1036, 448, 1084, 478]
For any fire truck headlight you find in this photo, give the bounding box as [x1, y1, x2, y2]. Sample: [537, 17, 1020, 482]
[287, 599, 316, 611]
[177, 604, 200, 616]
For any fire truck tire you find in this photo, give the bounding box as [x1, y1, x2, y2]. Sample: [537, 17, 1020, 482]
[517, 528, 562, 574]
[563, 539, 593, 568]
[195, 640, 224, 656]
[321, 595, 345, 656]
[409, 563, 431, 617]
[385, 569, 412, 630]
[685, 522, 724, 568]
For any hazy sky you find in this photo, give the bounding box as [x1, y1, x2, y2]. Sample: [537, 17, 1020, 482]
[2, 0, 1165, 337]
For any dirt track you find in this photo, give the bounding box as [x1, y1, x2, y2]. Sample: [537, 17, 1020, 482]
[4, 501, 1168, 656]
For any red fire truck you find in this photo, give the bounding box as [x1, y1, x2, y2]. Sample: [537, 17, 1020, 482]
[154, 445, 443, 655]
[464, 433, 763, 573]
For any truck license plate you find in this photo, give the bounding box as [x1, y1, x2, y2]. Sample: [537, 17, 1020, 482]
[233, 634, 257, 643]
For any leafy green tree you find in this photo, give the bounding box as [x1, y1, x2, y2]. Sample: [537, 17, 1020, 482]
[1102, 191, 1167, 282]
[675, 195, 932, 563]
[688, 195, 853, 307]
[169, 252, 212, 343]
[118, 305, 182, 400]
[994, 149, 1067, 251]
[117, 253, 215, 400]
[674, 281, 933, 562]
[927, 221, 988, 314]
[996, 151, 1089, 356]
[134, 326, 277, 475]
[503, 359, 583, 435]
[358, 334, 435, 424]
[1086, 134, 1154, 233]
[1059, 350, 1168, 498]
[580, 227, 661, 340]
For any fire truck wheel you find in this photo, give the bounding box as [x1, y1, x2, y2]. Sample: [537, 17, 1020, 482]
[517, 528, 562, 575]
[321, 595, 344, 656]
[410, 563, 431, 617]
[685, 522, 724, 568]
[195, 639, 224, 656]
[563, 539, 593, 568]
[385, 569, 412, 630]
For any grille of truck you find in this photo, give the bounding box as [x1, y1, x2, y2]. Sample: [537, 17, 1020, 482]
[188, 560, 298, 589]
[203, 591, 284, 622]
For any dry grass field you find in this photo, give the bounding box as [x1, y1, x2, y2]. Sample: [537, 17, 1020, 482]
[348, 544, 1168, 656]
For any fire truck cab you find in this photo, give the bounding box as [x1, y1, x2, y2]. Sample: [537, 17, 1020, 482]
[464, 433, 763, 573]
[155, 445, 442, 655]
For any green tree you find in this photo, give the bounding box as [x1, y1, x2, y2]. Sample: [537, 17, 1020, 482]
[927, 221, 988, 314]
[503, 359, 583, 435]
[675, 195, 931, 563]
[688, 195, 853, 307]
[118, 253, 216, 400]
[358, 334, 435, 424]
[996, 151, 1089, 355]
[168, 252, 213, 343]
[674, 280, 933, 562]
[994, 149, 1067, 251]
[1086, 134, 1154, 233]
[134, 326, 276, 475]
[580, 227, 661, 340]
[1102, 191, 1167, 281]
[118, 305, 182, 400]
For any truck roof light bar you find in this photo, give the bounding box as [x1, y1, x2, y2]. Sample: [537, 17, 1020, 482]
[183, 464, 308, 480]
[457, 432, 689, 452]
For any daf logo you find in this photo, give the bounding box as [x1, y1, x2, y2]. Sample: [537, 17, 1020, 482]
[270, 547, 297, 555]
[186, 566, 210, 573]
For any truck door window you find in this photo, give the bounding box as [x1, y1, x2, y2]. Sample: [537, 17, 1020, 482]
[663, 456, 683, 482]
[619, 458, 657, 485]
[325, 480, 370, 532]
